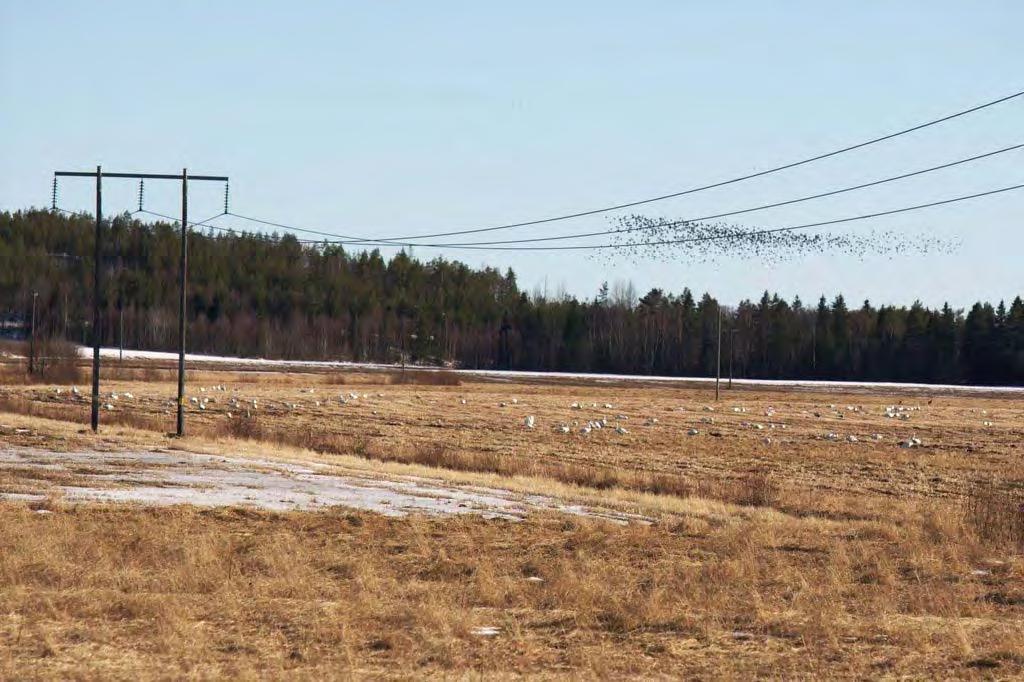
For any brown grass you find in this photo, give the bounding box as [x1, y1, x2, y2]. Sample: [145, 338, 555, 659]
[389, 369, 462, 386]
[965, 478, 1024, 550]
[101, 365, 176, 382]
[3, 363, 1024, 676]
[1, 499, 1022, 679]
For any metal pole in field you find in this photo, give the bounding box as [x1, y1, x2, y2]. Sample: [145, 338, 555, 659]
[91, 165, 102, 432]
[715, 303, 722, 402]
[29, 291, 38, 374]
[176, 168, 188, 437]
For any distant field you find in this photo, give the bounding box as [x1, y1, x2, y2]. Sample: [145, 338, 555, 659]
[1, 359, 1023, 678]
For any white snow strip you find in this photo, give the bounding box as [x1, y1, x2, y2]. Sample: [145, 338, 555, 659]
[0, 447, 647, 522]
[80, 346, 1024, 394]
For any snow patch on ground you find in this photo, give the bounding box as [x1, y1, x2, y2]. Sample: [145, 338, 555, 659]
[0, 446, 646, 522]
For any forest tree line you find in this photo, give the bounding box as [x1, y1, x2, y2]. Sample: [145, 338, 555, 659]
[2, 209, 1023, 385]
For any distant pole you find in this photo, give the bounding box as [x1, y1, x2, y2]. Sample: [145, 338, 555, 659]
[29, 291, 38, 374]
[729, 328, 737, 389]
[715, 303, 722, 402]
[118, 305, 124, 362]
[176, 168, 188, 437]
[91, 165, 102, 432]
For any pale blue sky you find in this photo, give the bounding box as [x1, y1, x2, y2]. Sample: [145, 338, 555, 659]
[2, 2, 1021, 307]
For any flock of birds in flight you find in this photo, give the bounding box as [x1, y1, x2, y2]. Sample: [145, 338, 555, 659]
[591, 215, 961, 265]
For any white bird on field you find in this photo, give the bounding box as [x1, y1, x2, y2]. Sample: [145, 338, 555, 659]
[556, 424, 570, 434]
[847, 435, 858, 442]
[687, 428, 700, 436]
[603, 403, 613, 409]
[826, 432, 840, 441]
[71, 386, 80, 396]
[579, 425, 592, 435]
[103, 403, 113, 410]
[524, 415, 535, 429]
[615, 426, 629, 435]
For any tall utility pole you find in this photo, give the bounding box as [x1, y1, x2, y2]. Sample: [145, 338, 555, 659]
[715, 303, 722, 401]
[177, 169, 188, 437]
[729, 328, 738, 389]
[53, 168, 228, 435]
[29, 291, 39, 374]
[91, 166, 102, 431]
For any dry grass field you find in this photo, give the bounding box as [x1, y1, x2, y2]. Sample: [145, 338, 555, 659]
[1, 358, 1023, 678]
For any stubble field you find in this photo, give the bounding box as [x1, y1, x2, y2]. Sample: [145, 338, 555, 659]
[1, 360, 1023, 678]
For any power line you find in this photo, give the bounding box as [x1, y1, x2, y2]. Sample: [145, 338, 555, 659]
[221, 142, 1023, 248]
[138, 182, 1024, 250]
[265, 183, 1024, 251]
[393, 143, 1024, 247]
[221, 211, 369, 241]
[465, 183, 1024, 252]
[226, 88, 1024, 243]
[59, 182, 1024, 253]
[137, 209, 291, 239]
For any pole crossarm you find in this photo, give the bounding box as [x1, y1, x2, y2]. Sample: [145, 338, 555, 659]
[55, 171, 228, 181]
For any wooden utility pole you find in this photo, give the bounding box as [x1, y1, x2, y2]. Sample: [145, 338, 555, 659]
[177, 169, 188, 436]
[91, 166, 102, 431]
[53, 168, 228, 435]
[715, 303, 722, 401]
[29, 291, 38, 374]
[729, 328, 738, 389]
